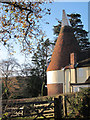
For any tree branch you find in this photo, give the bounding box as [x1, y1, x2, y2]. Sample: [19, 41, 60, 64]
[0, 1, 33, 12]
[0, 30, 10, 33]
[24, 24, 30, 45]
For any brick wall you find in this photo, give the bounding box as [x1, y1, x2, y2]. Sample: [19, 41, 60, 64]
[47, 83, 63, 96]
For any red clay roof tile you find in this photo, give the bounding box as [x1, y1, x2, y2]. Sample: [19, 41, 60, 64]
[47, 26, 80, 71]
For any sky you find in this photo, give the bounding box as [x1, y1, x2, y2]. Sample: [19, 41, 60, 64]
[41, 2, 88, 40]
[0, 1, 89, 65]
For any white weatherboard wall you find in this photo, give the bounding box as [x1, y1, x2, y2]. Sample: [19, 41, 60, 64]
[47, 70, 64, 84]
[71, 69, 76, 83]
[77, 67, 90, 83]
[65, 69, 70, 93]
[73, 85, 90, 92]
[88, 67, 90, 76]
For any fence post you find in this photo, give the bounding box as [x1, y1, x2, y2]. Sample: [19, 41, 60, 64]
[54, 96, 62, 120]
[63, 95, 67, 117]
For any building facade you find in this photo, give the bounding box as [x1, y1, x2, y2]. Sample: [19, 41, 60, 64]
[47, 10, 90, 96]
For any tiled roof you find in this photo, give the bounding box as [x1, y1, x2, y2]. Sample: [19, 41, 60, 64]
[47, 26, 80, 71]
[78, 49, 90, 62]
[77, 58, 90, 67]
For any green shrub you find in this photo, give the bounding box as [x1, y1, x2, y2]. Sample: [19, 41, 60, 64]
[68, 88, 90, 118]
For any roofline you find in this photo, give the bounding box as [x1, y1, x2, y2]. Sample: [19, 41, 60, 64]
[70, 83, 90, 85]
[78, 58, 90, 64]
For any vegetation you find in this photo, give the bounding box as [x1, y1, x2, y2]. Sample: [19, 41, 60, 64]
[2, 88, 90, 120]
[0, 1, 53, 98]
[31, 37, 53, 95]
[0, 37, 53, 99]
[67, 88, 90, 118]
[0, 58, 21, 99]
[53, 13, 90, 50]
[0, 58, 43, 99]
[0, 1, 52, 54]
[31, 37, 51, 80]
[0, 1, 90, 99]
[2, 75, 43, 99]
[0, 2, 89, 120]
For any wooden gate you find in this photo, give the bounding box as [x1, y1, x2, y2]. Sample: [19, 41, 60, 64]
[2, 96, 62, 120]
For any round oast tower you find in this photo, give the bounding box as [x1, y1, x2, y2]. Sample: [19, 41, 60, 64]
[47, 10, 80, 96]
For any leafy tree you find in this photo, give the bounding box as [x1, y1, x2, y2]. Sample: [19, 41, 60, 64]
[31, 37, 52, 95]
[0, 1, 52, 53]
[24, 75, 43, 97]
[53, 13, 90, 50]
[31, 37, 52, 81]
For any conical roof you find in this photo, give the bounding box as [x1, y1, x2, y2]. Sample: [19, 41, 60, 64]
[62, 10, 71, 27]
[47, 10, 80, 71]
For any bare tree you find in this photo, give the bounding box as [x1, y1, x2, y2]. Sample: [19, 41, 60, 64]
[0, 58, 20, 99]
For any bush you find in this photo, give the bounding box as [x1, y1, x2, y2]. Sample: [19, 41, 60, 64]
[68, 88, 90, 118]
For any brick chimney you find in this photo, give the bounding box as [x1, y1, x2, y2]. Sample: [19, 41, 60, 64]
[70, 53, 77, 67]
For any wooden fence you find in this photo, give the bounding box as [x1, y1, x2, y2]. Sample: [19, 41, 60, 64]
[2, 97, 62, 120]
[2, 92, 90, 119]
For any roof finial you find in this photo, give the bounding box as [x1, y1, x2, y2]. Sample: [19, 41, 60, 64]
[62, 10, 71, 27]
